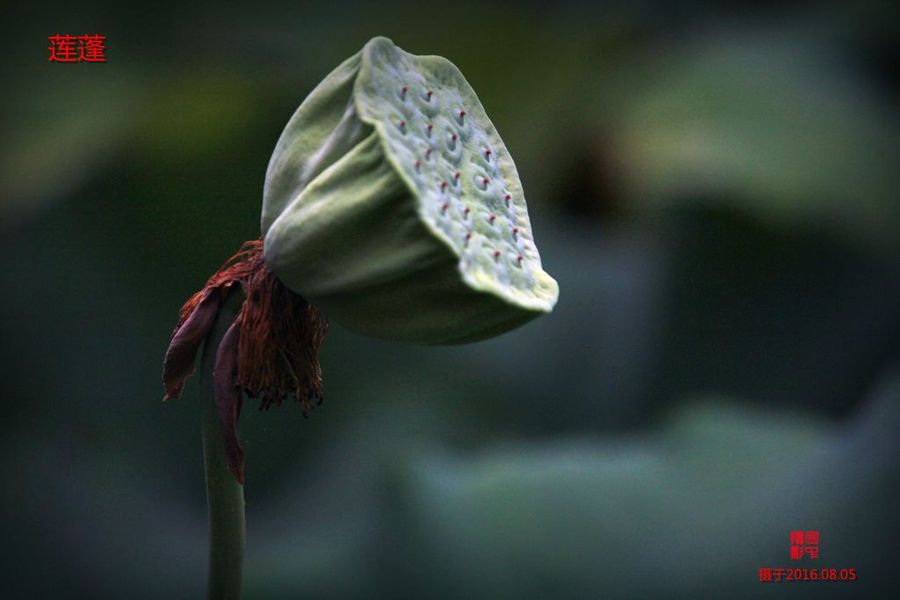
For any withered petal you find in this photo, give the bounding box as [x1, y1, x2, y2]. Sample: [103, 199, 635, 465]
[214, 320, 245, 484]
[162, 290, 222, 401]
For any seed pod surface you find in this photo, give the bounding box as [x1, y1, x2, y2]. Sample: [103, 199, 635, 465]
[263, 37, 558, 344]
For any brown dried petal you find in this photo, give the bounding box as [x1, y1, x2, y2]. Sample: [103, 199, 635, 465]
[214, 320, 245, 484]
[162, 290, 222, 401]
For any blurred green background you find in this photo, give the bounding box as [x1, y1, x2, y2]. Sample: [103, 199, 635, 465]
[2, 1, 899, 598]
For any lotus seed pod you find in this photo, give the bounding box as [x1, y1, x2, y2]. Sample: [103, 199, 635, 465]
[263, 37, 558, 344]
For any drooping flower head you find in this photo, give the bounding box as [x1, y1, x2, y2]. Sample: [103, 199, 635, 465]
[163, 37, 558, 483]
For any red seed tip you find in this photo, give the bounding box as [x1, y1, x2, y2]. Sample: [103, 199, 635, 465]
[465, 232, 472, 239]
[441, 202, 450, 212]
[440, 180, 448, 191]
[463, 207, 471, 215]
[494, 250, 501, 259]
[401, 86, 408, 97]
[453, 171, 461, 181]
[425, 148, 433, 159]
[512, 227, 519, 237]
[426, 90, 433, 99]
[481, 177, 489, 188]
[517, 255, 523, 264]
[488, 214, 496, 223]
[450, 133, 458, 142]
[427, 123, 434, 131]
[399, 120, 406, 130]
[484, 149, 492, 159]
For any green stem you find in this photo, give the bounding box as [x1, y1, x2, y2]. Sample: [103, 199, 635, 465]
[199, 297, 245, 600]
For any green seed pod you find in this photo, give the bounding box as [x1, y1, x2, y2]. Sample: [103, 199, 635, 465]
[262, 37, 558, 344]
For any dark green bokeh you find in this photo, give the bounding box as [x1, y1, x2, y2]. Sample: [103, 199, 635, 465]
[2, 1, 898, 598]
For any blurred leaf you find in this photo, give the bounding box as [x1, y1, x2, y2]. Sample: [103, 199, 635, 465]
[1, 71, 141, 227]
[610, 31, 900, 250]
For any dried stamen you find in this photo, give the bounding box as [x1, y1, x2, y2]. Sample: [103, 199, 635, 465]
[163, 239, 328, 483]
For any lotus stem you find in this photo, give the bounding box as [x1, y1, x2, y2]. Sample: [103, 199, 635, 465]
[199, 293, 245, 599]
